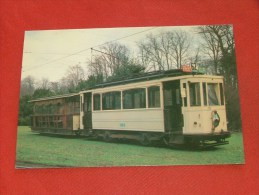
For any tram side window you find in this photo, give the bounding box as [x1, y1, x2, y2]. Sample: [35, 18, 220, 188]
[183, 83, 187, 107]
[81, 96, 83, 112]
[148, 86, 160, 108]
[208, 83, 220, 106]
[34, 105, 39, 114]
[102, 91, 121, 110]
[220, 83, 225, 105]
[123, 88, 146, 109]
[189, 83, 201, 106]
[74, 102, 80, 114]
[93, 94, 101, 110]
[202, 82, 207, 106]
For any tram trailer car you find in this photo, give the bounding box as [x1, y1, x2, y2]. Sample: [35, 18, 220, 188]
[29, 93, 81, 135]
[30, 68, 230, 147]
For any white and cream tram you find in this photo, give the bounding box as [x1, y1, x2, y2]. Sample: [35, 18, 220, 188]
[30, 67, 230, 147]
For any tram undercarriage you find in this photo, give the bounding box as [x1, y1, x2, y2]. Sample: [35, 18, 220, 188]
[163, 131, 231, 148]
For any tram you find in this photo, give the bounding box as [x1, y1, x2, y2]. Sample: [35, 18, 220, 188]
[30, 66, 230, 147]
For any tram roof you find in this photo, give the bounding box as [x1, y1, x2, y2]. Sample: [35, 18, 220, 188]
[29, 93, 79, 103]
[29, 69, 212, 102]
[88, 69, 203, 90]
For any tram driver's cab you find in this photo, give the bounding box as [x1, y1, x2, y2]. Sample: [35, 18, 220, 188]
[180, 77, 228, 135]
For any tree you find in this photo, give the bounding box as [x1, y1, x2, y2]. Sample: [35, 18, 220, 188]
[88, 42, 142, 81]
[170, 30, 190, 68]
[75, 74, 104, 91]
[197, 25, 240, 130]
[65, 64, 85, 90]
[32, 88, 54, 99]
[20, 76, 36, 96]
[138, 30, 191, 71]
[108, 62, 145, 81]
[100, 43, 130, 76]
[138, 33, 165, 71]
[197, 26, 223, 74]
[18, 95, 33, 125]
[37, 77, 51, 90]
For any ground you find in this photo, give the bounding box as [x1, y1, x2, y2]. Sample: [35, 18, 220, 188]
[16, 126, 245, 168]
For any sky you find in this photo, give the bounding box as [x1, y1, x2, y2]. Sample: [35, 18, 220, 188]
[21, 25, 199, 82]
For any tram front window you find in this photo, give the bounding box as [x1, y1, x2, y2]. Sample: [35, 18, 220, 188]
[189, 83, 201, 106]
[208, 83, 220, 106]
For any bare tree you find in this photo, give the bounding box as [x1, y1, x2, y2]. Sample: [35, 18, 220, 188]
[37, 78, 51, 89]
[197, 25, 240, 130]
[88, 42, 140, 80]
[160, 32, 174, 70]
[197, 26, 221, 74]
[65, 64, 85, 89]
[100, 43, 131, 76]
[197, 25, 235, 76]
[88, 55, 106, 78]
[138, 33, 164, 71]
[170, 30, 190, 68]
[20, 75, 36, 96]
[138, 30, 191, 71]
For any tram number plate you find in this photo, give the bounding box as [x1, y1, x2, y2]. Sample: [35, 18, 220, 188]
[119, 122, 126, 128]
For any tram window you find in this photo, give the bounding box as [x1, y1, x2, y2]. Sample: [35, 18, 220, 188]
[176, 89, 181, 105]
[93, 94, 101, 110]
[183, 83, 187, 107]
[208, 83, 220, 106]
[42, 105, 47, 114]
[53, 104, 57, 114]
[189, 83, 201, 106]
[84, 94, 92, 112]
[148, 86, 160, 108]
[123, 91, 133, 109]
[34, 105, 39, 114]
[74, 102, 80, 114]
[202, 82, 207, 106]
[220, 83, 224, 105]
[114, 92, 121, 109]
[123, 88, 146, 109]
[57, 104, 60, 114]
[81, 96, 83, 112]
[102, 91, 121, 110]
[49, 104, 54, 114]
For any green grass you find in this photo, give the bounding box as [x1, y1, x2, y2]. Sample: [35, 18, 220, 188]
[16, 126, 245, 168]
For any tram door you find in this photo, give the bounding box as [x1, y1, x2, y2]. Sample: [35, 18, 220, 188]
[83, 92, 92, 130]
[163, 80, 183, 133]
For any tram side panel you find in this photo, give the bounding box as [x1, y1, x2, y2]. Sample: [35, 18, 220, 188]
[182, 107, 227, 135]
[92, 109, 164, 132]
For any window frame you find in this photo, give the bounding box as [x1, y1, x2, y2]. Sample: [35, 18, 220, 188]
[102, 91, 121, 110]
[207, 83, 220, 106]
[189, 82, 201, 107]
[147, 86, 161, 108]
[93, 93, 101, 111]
[123, 88, 146, 109]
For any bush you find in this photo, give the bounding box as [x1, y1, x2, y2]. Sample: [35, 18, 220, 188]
[18, 116, 31, 126]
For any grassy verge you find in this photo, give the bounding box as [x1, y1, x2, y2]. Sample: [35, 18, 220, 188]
[16, 126, 245, 168]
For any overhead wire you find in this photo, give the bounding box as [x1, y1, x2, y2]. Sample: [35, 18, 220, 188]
[22, 27, 158, 72]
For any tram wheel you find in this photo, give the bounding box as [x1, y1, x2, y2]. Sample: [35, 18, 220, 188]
[103, 131, 112, 142]
[139, 133, 151, 146]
